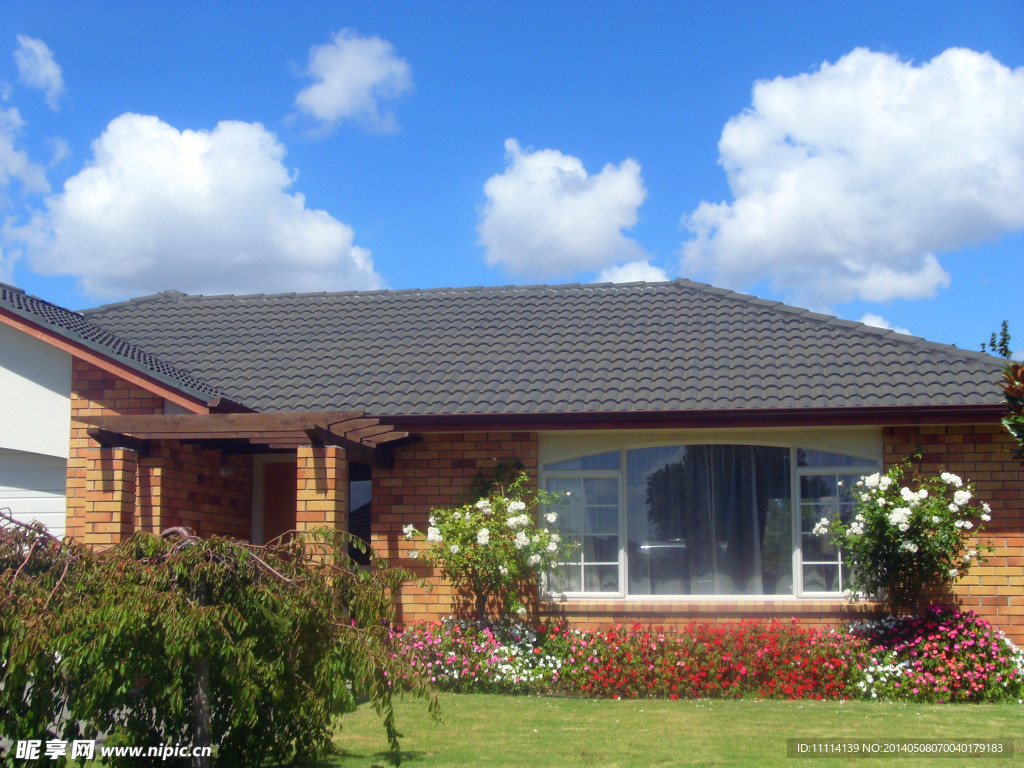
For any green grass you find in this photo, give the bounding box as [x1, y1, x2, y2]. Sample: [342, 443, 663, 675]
[305, 693, 1023, 768]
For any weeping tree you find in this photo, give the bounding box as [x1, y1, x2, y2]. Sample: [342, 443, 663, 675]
[0, 512, 435, 767]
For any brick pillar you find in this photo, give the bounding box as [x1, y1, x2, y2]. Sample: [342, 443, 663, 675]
[85, 447, 137, 546]
[296, 445, 348, 534]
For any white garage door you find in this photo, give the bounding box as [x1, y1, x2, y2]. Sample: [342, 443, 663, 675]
[0, 449, 67, 539]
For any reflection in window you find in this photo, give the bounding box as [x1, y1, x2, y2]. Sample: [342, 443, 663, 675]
[627, 445, 791, 596]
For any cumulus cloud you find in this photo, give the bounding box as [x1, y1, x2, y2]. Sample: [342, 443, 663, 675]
[596, 260, 668, 284]
[294, 28, 412, 133]
[682, 48, 1024, 307]
[14, 35, 65, 110]
[479, 139, 648, 279]
[0, 106, 48, 194]
[15, 113, 382, 298]
[859, 313, 911, 336]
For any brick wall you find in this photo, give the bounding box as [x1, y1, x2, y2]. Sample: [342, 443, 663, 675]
[376, 423, 1024, 644]
[371, 431, 537, 624]
[68, 359, 252, 545]
[885, 423, 1024, 642]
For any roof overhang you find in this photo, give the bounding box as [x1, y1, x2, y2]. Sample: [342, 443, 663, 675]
[0, 305, 247, 414]
[81, 411, 415, 468]
[380, 403, 1007, 432]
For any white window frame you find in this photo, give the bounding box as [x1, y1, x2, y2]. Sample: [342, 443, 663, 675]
[541, 438, 880, 601]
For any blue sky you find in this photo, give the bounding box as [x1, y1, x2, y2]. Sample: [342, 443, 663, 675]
[1, 1, 1022, 355]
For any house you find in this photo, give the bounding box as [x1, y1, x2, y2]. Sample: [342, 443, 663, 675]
[1, 280, 1020, 640]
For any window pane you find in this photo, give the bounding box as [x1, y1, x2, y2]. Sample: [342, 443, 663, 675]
[544, 452, 620, 471]
[548, 564, 581, 593]
[545, 475, 620, 594]
[583, 564, 619, 593]
[797, 450, 879, 468]
[803, 563, 840, 593]
[626, 445, 791, 596]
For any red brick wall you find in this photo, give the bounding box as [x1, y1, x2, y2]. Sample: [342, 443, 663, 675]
[377, 423, 1024, 644]
[372, 431, 537, 624]
[68, 359, 252, 544]
[885, 424, 1024, 642]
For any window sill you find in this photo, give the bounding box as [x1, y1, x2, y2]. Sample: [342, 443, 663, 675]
[540, 596, 885, 618]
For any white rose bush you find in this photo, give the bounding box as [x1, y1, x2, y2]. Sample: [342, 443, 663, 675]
[815, 458, 993, 614]
[404, 472, 574, 621]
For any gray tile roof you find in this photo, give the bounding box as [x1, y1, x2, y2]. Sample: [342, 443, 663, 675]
[0, 283, 228, 403]
[77, 280, 1007, 415]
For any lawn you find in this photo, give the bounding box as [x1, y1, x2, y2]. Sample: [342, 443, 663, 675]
[310, 693, 1023, 768]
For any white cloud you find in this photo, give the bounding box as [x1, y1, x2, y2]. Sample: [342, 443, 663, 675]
[597, 260, 668, 284]
[294, 28, 412, 134]
[478, 139, 648, 279]
[0, 106, 48, 194]
[15, 113, 382, 298]
[14, 35, 65, 110]
[859, 313, 911, 336]
[682, 48, 1024, 307]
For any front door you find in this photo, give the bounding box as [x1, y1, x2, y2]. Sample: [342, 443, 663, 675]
[262, 460, 297, 543]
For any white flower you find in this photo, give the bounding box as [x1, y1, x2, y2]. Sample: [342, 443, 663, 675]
[545, 512, 558, 524]
[402, 523, 417, 540]
[876, 498, 887, 507]
[499, 565, 509, 576]
[887, 508, 912, 528]
[948, 568, 959, 578]
[550, 533, 561, 544]
[953, 489, 972, 506]
[847, 521, 865, 536]
[516, 605, 527, 616]
[477, 528, 490, 546]
[409, 549, 419, 559]
[449, 544, 460, 554]
[899, 541, 918, 554]
[941, 472, 963, 487]
[547, 541, 558, 552]
[982, 502, 991, 514]
[954, 520, 965, 529]
[898, 523, 910, 532]
[948, 504, 959, 513]
[860, 493, 870, 502]
[426, 526, 443, 543]
[527, 554, 541, 566]
[476, 499, 493, 513]
[863, 473, 881, 489]
[855, 513, 865, 523]
[428, 515, 437, 526]
[812, 517, 831, 536]
[963, 521, 973, 530]
[508, 500, 527, 513]
[981, 513, 991, 522]
[506, 513, 529, 529]
[931, 515, 940, 524]
[514, 531, 530, 549]
[453, 510, 462, 520]
[917, 488, 928, 500]
[878, 476, 892, 491]
[899, 487, 919, 506]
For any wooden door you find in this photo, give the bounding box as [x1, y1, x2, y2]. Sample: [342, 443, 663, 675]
[263, 461, 296, 543]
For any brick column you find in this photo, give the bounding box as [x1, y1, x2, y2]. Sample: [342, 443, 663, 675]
[84, 447, 137, 546]
[296, 445, 348, 534]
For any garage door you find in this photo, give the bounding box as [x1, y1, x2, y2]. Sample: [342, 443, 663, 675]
[0, 449, 67, 539]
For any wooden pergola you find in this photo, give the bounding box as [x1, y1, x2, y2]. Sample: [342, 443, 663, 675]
[81, 411, 415, 468]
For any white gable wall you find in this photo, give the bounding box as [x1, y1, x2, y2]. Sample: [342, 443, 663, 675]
[0, 322, 72, 458]
[0, 322, 72, 538]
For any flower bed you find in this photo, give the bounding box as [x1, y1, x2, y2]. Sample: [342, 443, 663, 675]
[390, 610, 1024, 703]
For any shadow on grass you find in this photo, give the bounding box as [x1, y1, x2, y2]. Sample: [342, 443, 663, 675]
[279, 750, 426, 768]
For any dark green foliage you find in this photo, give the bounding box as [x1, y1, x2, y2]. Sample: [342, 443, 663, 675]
[1003, 361, 1024, 463]
[0, 514, 435, 767]
[982, 320, 1012, 359]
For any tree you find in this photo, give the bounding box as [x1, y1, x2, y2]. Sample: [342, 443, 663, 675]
[982, 320, 1013, 359]
[0, 513, 435, 767]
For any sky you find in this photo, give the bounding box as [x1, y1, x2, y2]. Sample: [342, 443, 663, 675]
[0, 1, 1022, 356]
